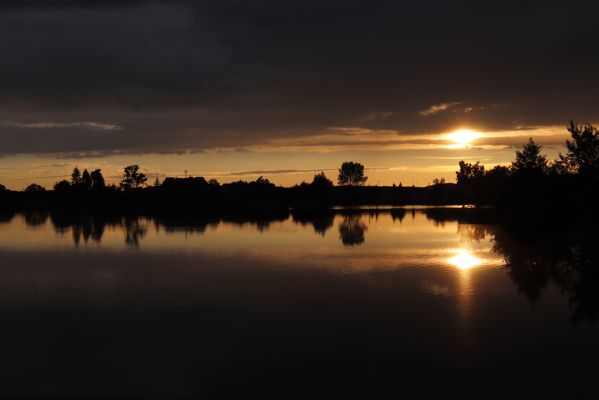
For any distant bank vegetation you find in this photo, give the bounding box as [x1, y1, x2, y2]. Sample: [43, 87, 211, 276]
[1, 121, 598, 214]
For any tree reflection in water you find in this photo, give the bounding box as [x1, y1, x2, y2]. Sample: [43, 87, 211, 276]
[15, 209, 599, 323]
[23, 212, 48, 228]
[338, 214, 368, 246]
[292, 211, 335, 237]
[0, 211, 14, 224]
[50, 214, 110, 245]
[123, 216, 148, 247]
[492, 227, 599, 325]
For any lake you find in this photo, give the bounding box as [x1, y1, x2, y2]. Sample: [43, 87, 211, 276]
[1, 209, 598, 399]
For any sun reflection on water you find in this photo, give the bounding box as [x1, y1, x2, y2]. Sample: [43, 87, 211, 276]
[445, 248, 483, 326]
[447, 248, 482, 270]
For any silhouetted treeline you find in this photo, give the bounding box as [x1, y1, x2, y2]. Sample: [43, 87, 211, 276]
[0, 175, 470, 214]
[456, 121, 599, 215]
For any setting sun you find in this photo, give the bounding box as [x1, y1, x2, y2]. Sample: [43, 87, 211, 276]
[447, 129, 482, 145]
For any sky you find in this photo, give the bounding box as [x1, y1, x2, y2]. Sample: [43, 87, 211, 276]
[1, 0, 598, 189]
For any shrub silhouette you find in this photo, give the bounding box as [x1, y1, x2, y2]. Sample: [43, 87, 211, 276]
[253, 176, 273, 186]
[311, 171, 333, 189]
[54, 180, 71, 192]
[25, 183, 45, 192]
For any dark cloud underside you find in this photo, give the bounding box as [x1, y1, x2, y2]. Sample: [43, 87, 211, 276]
[0, 0, 598, 155]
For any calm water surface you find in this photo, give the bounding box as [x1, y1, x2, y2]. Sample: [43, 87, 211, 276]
[1, 209, 598, 398]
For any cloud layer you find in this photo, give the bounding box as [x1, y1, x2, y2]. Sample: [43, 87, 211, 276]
[0, 0, 598, 156]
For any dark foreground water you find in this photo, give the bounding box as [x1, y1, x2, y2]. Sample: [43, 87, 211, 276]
[1, 209, 599, 399]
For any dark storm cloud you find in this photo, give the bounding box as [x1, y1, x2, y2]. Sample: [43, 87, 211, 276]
[0, 0, 598, 155]
[0, 0, 165, 9]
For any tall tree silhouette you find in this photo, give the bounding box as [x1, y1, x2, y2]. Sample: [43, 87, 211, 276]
[91, 169, 105, 189]
[338, 162, 367, 186]
[562, 121, 599, 178]
[511, 138, 547, 175]
[71, 167, 82, 186]
[120, 165, 147, 190]
[81, 169, 92, 190]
